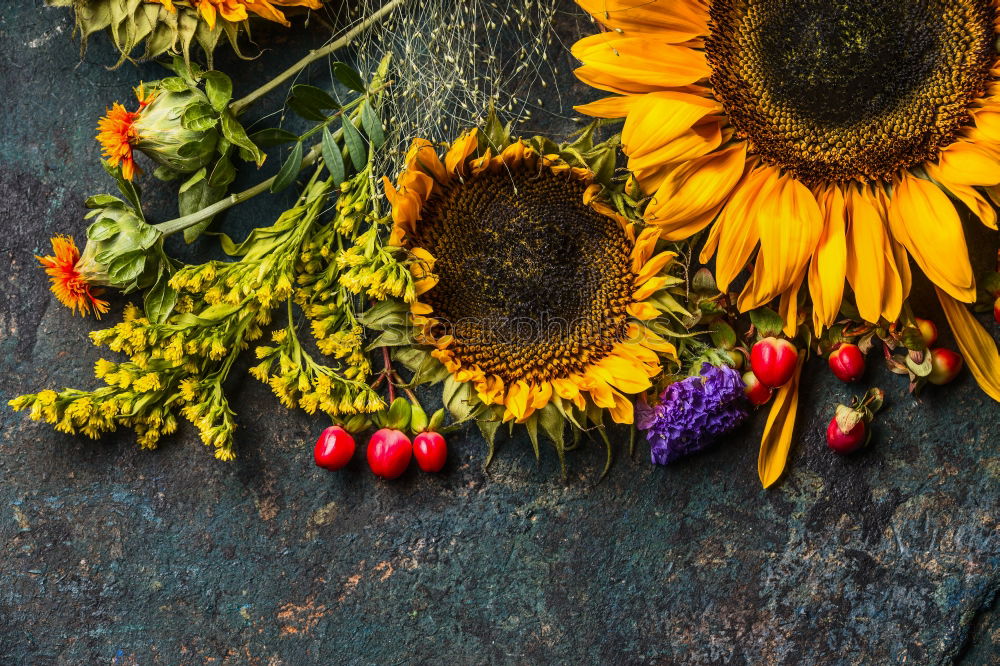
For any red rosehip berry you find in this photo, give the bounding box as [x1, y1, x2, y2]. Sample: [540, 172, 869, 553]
[993, 296, 1000, 325]
[367, 428, 412, 479]
[742, 371, 773, 406]
[826, 413, 867, 454]
[749, 337, 798, 388]
[413, 431, 447, 472]
[927, 348, 963, 385]
[828, 343, 866, 383]
[313, 426, 355, 470]
[915, 318, 938, 348]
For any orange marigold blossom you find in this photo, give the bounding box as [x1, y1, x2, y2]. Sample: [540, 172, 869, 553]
[96, 86, 154, 182]
[152, 0, 324, 29]
[37, 236, 110, 319]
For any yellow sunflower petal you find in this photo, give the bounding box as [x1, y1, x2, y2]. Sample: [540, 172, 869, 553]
[574, 94, 642, 119]
[576, 0, 709, 41]
[758, 353, 804, 489]
[750, 172, 823, 306]
[936, 288, 1000, 402]
[594, 353, 654, 394]
[845, 187, 890, 323]
[887, 173, 975, 302]
[927, 172, 999, 230]
[644, 143, 747, 238]
[406, 139, 449, 183]
[621, 92, 722, 166]
[504, 380, 532, 421]
[630, 226, 660, 270]
[608, 390, 635, 424]
[629, 322, 677, 357]
[627, 301, 660, 320]
[931, 140, 1000, 186]
[808, 185, 847, 332]
[531, 382, 554, 409]
[635, 250, 676, 284]
[633, 275, 670, 301]
[711, 165, 771, 290]
[778, 273, 805, 337]
[445, 129, 479, 174]
[572, 34, 710, 94]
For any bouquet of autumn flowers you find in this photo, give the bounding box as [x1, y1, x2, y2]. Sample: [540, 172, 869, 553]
[12, 0, 1000, 488]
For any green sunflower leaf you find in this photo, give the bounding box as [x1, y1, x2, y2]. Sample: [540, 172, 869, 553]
[341, 117, 367, 171]
[360, 101, 385, 149]
[271, 141, 304, 194]
[250, 128, 300, 147]
[202, 70, 233, 112]
[322, 127, 346, 185]
[331, 62, 366, 93]
[291, 84, 340, 111]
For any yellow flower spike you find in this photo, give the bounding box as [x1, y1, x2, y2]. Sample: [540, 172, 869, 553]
[936, 288, 1000, 402]
[759, 353, 805, 489]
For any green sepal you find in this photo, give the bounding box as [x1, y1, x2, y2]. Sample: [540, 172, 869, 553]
[386, 397, 411, 431]
[427, 408, 446, 433]
[749, 307, 785, 338]
[409, 402, 429, 434]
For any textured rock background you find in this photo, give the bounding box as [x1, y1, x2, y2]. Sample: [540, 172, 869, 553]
[0, 3, 998, 664]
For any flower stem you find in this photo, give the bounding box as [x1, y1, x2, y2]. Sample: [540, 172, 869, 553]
[229, 0, 409, 116]
[153, 143, 322, 238]
[155, 75, 387, 239]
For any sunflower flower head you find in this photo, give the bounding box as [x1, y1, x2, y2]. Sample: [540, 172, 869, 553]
[572, 0, 1000, 403]
[37, 236, 110, 319]
[386, 126, 681, 436]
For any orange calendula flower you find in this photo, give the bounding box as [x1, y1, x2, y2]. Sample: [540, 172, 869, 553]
[37, 236, 110, 319]
[151, 0, 324, 29]
[385, 130, 680, 426]
[96, 102, 142, 181]
[572, 0, 1000, 402]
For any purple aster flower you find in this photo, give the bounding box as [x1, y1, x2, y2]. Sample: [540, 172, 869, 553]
[639, 363, 750, 465]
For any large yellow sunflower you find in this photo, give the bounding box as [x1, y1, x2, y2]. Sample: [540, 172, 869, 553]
[573, 0, 1000, 400]
[384, 130, 679, 426]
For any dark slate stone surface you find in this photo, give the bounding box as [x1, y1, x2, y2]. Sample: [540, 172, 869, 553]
[1, 3, 998, 664]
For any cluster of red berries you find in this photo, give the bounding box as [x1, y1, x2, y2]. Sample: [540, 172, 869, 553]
[741, 336, 798, 407]
[822, 318, 963, 455]
[737, 315, 967, 456]
[313, 400, 448, 479]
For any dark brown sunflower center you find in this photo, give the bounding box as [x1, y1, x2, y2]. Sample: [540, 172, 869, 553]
[412, 167, 635, 384]
[706, 0, 996, 183]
